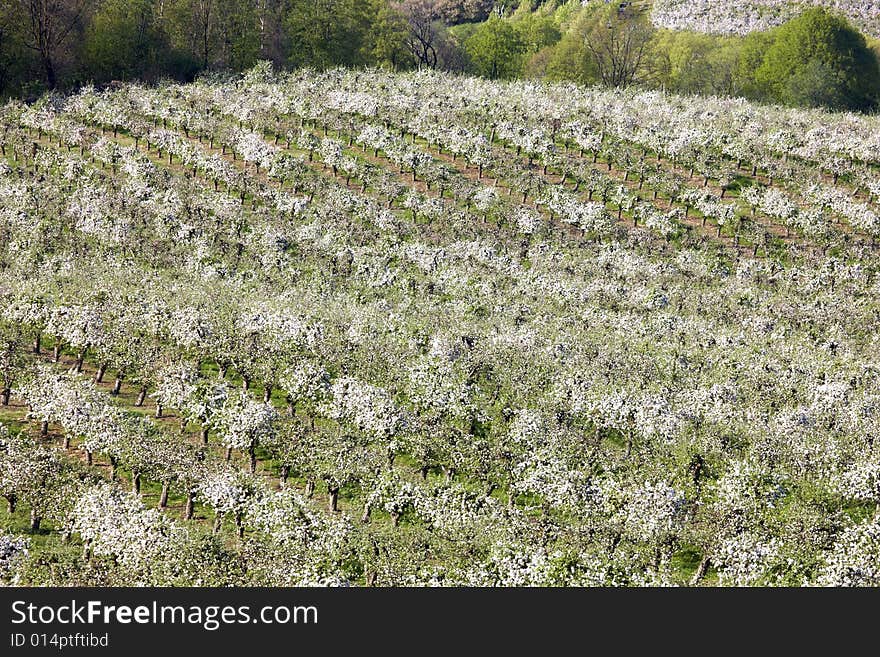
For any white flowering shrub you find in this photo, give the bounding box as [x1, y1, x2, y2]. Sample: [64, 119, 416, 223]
[0, 533, 29, 585]
[68, 483, 189, 585]
[213, 389, 278, 455]
[713, 534, 781, 586]
[320, 377, 405, 441]
[818, 517, 880, 586]
[278, 360, 330, 408]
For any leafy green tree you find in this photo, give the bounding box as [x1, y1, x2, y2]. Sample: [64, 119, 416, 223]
[650, 30, 742, 97]
[0, 3, 32, 95]
[512, 8, 561, 55]
[735, 30, 775, 100]
[163, 0, 219, 72]
[84, 0, 165, 82]
[285, 0, 373, 69]
[545, 2, 652, 88]
[754, 8, 880, 111]
[214, 0, 261, 71]
[544, 10, 598, 85]
[581, 2, 653, 88]
[464, 15, 524, 80]
[365, 0, 411, 70]
[159, 0, 262, 75]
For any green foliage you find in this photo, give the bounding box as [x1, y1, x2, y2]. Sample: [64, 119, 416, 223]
[511, 7, 561, 54]
[2, 0, 880, 115]
[641, 7, 880, 111]
[285, 0, 372, 69]
[0, 3, 31, 96]
[510, 7, 560, 79]
[649, 31, 741, 97]
[754, 8, 880, 111]
[367, 0, 412, 70]
[161, 0, 263, 73]
[464, 15, 525, 80]
[584, 2, 653, 87]
[543, 3, 653, 88]
[734, 31, 776, 100]
[84, 0, 167, 82]
[545, 11, 598, 85]
[213, 0, 262, 72]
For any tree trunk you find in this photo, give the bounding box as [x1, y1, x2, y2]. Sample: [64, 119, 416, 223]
[225, 447, 232, 462]
[184, 492, 195, 520]
[248, 445, 257, 473]
[75, 350, 85, 373]
[5, 493, 16, 514]
[53, 344, 61, 362]
[305, 478, 315, 498]
[86, 451, 93, 467]
[63, 434, 70, 450]
[155, 403, 163, 418]
[280, 464, 290, 486]
[690, 555, 711, 586]
[30, 509, 41, 532]
[213, 512, 222, 535]
[94, 364, 107, 383]
[136, 386, 147, 406]
[111, 375, 123, 396]
[201, 427, 209, 445]
[43, 55, 57, 90]
[0, 388, 10, 406]
[263, 386, 272, 402]
[361, 504, 371, 524]
[109, 456, 118, 482]
[33, 333, 41, 354]
[159, 482, 169, 508]
[328, 486, 339, 512]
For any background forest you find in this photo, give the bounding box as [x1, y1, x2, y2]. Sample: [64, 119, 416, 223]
[2, 0, 880, 112]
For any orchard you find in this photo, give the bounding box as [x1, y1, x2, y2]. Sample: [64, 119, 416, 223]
[1, 63, 880, 586]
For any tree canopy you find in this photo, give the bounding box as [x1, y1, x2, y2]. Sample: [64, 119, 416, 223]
[753, 8, 880, 111]
[464, 15, 525, 80]
[1, 1, 879, 113]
